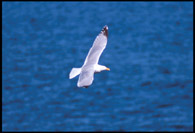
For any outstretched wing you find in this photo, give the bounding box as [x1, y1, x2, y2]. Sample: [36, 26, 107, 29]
[77, 25, 108, 88]
[83, 25, 108, 66]
[77, 65, 94, 88]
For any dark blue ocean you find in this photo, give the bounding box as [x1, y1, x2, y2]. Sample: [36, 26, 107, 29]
[2, 2, 193, 131]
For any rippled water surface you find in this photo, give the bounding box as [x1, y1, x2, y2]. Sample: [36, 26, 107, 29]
[2, 2, 193, 131]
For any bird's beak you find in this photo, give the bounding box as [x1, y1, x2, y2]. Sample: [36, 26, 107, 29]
[106, 67, 110, 71]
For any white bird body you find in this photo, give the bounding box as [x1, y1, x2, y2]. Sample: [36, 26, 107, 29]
[69, 25, 110, 88]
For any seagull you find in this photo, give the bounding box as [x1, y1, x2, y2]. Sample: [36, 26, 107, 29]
[69, 25, 110, 88]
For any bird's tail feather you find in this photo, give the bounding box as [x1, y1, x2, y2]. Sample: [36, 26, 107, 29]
[69, 68, 81, 79]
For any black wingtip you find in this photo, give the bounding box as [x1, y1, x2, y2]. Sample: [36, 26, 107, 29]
[83, 86, 89, 88]
[101, 25, 108, 37]
[104, 25, 108, 30]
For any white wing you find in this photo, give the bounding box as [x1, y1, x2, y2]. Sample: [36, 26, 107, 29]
[77, 25, 108, 87]
[77, 65, 94, 88]
[83, 25, 108, 66]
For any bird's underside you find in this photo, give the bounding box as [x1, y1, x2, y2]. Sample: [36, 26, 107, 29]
[69, 25, 109, 88]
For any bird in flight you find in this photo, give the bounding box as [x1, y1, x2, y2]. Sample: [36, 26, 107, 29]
[69, 25, 110, 88]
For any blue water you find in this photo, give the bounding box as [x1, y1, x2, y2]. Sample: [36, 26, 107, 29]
[2, 2, 193, 131]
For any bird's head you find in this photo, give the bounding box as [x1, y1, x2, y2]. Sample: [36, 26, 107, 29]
[105, 67, 110, 71]
[96, 65, 110, 72]
[101, 65, 110, 72]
